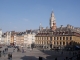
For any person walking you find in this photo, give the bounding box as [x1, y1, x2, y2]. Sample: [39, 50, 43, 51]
[4, 51, 6, 57]
[3, 50, 5, 57]
[8, 53, 10, 60]
[10, 53, 12, 60]
[0, 51, 1, 57]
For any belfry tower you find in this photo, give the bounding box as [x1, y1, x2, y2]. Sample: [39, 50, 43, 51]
[39, 23, 42, 31]
[50, 11, 57, 30]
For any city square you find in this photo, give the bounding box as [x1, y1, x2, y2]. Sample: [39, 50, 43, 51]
[0, 46, 79, 60]
[0, 0, 80, 60]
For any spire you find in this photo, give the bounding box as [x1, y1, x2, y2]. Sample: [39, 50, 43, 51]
[51, 11, 54, 17]
[50, 10, 57, 30]
[40, 23, 41, 26]
[39, 23, 42, 31]
[50, 11, 56, 28]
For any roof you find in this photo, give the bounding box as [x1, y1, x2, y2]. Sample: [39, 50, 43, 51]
[36, 26, 80, 36]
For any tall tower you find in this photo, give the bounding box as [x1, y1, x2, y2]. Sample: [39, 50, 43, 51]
[50, 11, 56, 30]
[39, 23, 42, 31]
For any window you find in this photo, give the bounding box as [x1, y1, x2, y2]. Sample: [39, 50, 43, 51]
[63, 42, 65, 45]
[50, 37, 52, 40]
[54, 42, 55, 45]
[66, 37, 68, 40]
[70, 37, 72, 40]
[57, 42, 58, 45]
[60, 37, 61, 40]
[47, 41, 48, 44]
[54, 37, 56, 40]
[69, 42, 72, 45]
[63, 37, 65, 40]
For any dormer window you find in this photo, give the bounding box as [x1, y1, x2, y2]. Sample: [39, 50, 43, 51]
[63, 32, 65, 35]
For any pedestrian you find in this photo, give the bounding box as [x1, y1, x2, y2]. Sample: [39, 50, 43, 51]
[65, 57, 68, 60]
[3, 50, 4, 54]
[0, 51, 1, 57]
[55, 57, 57, 60]
[10, 53, 12, 60]
[39, 56, 42, 60]
[3, 50, 5, 57]
[8, 53, 10, 60]
[4, 51, 6, 57]
[5, 48, 6, 52]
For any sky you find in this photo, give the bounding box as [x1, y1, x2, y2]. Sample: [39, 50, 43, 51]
[0, 0, 80, 32]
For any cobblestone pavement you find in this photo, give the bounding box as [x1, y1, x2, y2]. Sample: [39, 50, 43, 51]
[0, 47, 79, 60]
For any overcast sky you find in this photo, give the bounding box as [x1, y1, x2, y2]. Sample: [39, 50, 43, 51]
[0, 0, 80, 32]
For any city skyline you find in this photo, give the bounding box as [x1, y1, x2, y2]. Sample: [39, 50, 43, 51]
[0, 0, 80, 32]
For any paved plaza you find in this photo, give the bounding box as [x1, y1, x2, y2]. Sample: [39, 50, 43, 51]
[0, 46, 79, 60]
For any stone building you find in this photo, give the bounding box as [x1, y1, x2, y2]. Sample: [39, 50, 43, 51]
[13, 30, 36, 47]
[0, 29, 2, 44]
[35, 11, 80, 49]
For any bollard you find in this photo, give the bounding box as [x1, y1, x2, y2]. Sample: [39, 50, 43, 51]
[39, 56, 42, 60]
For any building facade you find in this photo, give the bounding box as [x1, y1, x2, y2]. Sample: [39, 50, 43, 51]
[6, 31, 11, 45]
[0, 29, 2, 44]
[35, 11, 80, 49]
[24, 30, 36, 48]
